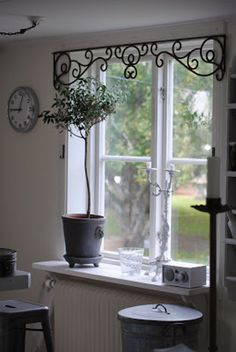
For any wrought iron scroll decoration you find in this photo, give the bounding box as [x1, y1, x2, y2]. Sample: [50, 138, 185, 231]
[53, 35, 226, 87]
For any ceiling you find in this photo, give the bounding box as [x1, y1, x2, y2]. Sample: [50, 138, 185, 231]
[0, 0, 235, 43]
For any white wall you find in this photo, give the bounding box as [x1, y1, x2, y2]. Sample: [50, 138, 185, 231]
[0, 18, 236, 350]
[0, 41, 66, 300]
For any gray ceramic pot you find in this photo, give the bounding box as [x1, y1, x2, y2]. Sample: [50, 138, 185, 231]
[62, 214, 105, 267]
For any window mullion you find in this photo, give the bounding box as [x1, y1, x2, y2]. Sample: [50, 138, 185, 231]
[160, 57, 173, 260]
[149, 59, 164, 259]
[93, 122, 105, 216]
[166, 59, 174, 166]
[101, 155, 150, 163]
[93, 68, 106, 217]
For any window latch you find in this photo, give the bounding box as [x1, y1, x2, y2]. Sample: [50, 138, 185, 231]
[160, 87, 165, 100]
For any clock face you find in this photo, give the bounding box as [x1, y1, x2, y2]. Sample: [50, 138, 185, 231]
[8, 87, 39, 132]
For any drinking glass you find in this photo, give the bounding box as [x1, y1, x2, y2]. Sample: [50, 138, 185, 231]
[119, 247, 144, 276]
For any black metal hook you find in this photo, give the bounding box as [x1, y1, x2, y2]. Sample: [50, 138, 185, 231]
[60, 144, 65, 159]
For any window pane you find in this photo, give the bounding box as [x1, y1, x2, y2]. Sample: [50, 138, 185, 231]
[106, 61, 152, 156]
[173, 61, 213, 159]
[171, 164, 209, 264]
[104, 161, 150, 254]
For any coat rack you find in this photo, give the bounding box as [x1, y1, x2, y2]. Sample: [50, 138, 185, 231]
[192, 148, 229, 352]
[192, 198, 229, 352]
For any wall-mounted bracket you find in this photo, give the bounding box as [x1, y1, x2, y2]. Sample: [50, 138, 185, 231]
[53, 34, 226, 87]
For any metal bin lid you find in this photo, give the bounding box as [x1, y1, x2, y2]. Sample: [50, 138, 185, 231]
[118, 304, 203, 324]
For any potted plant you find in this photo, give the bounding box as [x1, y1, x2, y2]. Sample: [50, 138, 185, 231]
[40, 77, 122, 267]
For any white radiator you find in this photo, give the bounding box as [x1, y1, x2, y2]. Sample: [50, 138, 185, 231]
[54, 278, 178, 352]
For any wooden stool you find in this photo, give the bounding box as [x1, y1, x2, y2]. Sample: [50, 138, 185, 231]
[0, 299, 54, 352]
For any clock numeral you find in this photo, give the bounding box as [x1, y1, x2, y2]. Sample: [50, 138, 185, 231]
[28, 106, 35, 112]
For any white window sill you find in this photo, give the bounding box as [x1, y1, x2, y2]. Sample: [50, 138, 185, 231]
[32, 260, 208, 297]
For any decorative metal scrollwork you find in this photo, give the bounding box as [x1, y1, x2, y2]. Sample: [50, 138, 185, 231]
[114, 43, 149, 79]
[54, 48, 113, 86]
[53, 35, 225, 87]
[150, 36, 225, 81]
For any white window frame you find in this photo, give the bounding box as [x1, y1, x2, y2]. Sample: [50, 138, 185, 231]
[91, 55, 161, 262]
[89, 45, 213, 263]
[66, 40, 218, 265]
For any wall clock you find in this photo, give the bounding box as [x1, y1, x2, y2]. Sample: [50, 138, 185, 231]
[8, 87, 39, 133]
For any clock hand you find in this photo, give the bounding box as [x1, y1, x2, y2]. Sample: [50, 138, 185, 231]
[10, 108, 21, 111]
[19, 95, 24, 109]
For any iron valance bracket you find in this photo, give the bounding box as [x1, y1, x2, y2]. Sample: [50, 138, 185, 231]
[53, 34, 226, 87]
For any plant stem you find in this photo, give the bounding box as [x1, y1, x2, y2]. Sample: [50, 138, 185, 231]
[84, 137, 91, 217]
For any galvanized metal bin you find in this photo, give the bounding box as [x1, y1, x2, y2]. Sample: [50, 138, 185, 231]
[117, 303, 203, 352]
[0, 249, 17, 277]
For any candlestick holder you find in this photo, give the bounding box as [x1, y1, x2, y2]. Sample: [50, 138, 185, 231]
[146, 166, 178, 281]
[192, 197, 230, 352]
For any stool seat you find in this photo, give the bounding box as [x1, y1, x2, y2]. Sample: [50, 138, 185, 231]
[153, 344, 194, 351]
[0, 299, 54, 352]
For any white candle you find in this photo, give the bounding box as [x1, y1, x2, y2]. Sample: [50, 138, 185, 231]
[207, 150, 220, 199]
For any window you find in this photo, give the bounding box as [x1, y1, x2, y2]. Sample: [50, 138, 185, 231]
[68, 43, 213, 265]
[102, 60, 153, 255]
[170, 61, 212, 263]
